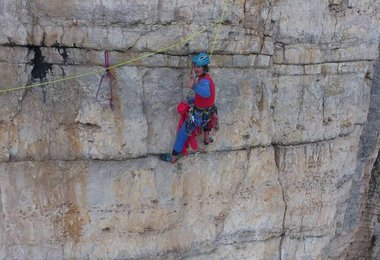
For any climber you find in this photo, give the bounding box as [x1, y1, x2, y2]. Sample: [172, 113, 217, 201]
[160, 52, 217, 163]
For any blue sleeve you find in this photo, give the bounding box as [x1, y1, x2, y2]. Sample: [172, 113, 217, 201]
[193, 79, 211, 98]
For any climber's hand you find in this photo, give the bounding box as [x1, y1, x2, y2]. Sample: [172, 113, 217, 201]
[186, 78, 195, 88]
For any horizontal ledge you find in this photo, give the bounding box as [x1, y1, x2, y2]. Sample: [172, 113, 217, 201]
[0, 132, 361, 164]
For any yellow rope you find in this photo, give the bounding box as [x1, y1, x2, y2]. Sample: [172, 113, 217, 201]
[0, 1, 230, 95]
[0, 71, 99, 94]
[210, 0, 229, 59]
[107, 27, 208, 70]
[0, 26, 210, 95]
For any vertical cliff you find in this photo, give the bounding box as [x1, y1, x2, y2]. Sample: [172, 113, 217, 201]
[0, 0, 379, 259]
[344, 47, 380, 260]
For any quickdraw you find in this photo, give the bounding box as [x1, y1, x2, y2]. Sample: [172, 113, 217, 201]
[95, 51, 114, 110]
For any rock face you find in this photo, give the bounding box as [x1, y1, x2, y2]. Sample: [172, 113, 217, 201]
[0, 0, 379, 259]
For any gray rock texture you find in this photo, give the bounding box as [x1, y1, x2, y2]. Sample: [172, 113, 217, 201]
[0, 0, 379, 259]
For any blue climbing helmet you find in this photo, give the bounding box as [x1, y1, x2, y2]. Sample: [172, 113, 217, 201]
[192, 52, 210, 66]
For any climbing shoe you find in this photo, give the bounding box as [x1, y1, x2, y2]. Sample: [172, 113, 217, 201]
[159, 153, 176, 163]
[203, 137, 214, 145]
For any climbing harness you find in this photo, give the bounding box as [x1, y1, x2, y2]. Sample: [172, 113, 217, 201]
[194, 105, 219, 130]
[95, 51, 114, 110]
[185, 104, 219, 137]
[185, 105, 202, 136]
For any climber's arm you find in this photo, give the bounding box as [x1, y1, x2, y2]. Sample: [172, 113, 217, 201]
[193, 79, 211, 98]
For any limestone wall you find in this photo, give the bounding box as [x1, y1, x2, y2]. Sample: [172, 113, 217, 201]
[0, 0, 379, 259]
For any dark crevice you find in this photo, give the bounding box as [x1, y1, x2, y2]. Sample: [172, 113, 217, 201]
[274, 146, 286, 259]
[367, 152, 380, 258]
[54, 42, 69, 65]
[76, 122, 102, 130]
[5, 37, 17, 47]
[0, 128, 365, 164]
[272, 130, 356, 147]
[328, 0, 350, 16]
[28, 46, 52, 80]
[1, 43, 93, 51]
[274, 59, 374, 66]
[2, 43, 373, 68]
[370, 235, 378, 257]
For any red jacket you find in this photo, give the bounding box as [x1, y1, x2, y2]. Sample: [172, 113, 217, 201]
[177, 102, 198, 155]
[194, 74, 215, 109]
